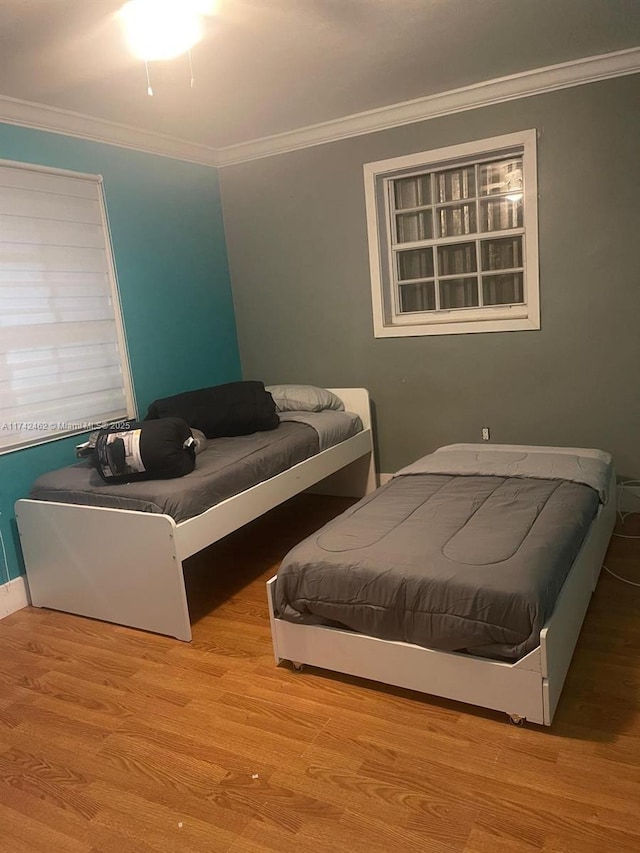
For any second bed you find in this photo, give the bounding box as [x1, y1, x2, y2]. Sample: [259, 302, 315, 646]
[269, 443, 616, 725]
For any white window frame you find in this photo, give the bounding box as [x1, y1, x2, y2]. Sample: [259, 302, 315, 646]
[364, 130, 540, 337]
[0, 159, 136, 454]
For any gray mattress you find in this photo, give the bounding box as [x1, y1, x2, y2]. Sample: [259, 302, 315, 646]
[30, 412, 362, 523]
[275, 473, 600, 661]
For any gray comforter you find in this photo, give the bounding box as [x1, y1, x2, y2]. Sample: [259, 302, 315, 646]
[276, 446, 611, 661]
[29, 411, 362, 522]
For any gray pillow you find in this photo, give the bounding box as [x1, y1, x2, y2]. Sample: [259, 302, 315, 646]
[266, 384, 344, 413]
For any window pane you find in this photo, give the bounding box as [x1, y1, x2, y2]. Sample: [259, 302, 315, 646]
[480, 197, 523, 232]
[437, 203, 477, 237]
[397, 248, 434, 280]
[436, 166, 475, 202]
[479, 158, 523, 196]
[437, 242, 477, 276]
[481, 236, 523, 270]
[394, 175, 431, 209]
[396, 210, 433, 243]
[399, 281, 436, 313]
[482, 273, 524, 305]
[439, 278, 479, 309]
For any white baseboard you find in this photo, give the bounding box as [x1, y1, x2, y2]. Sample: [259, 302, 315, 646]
[0, 575, 30, 620]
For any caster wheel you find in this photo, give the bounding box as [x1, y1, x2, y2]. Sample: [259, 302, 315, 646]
[291, 661, 304, 672]
[508, 714, 525, 727]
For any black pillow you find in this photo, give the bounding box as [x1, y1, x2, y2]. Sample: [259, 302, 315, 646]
[93, 417, 196, 484]
[144, 380, 279, 439]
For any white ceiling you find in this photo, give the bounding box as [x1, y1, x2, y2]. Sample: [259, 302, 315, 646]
[0, 0, 639, 150]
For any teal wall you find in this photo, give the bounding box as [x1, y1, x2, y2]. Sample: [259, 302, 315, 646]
[0, 123, 241, 582]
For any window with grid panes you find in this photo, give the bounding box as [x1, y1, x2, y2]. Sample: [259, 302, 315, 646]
[364, 131, 539, 337]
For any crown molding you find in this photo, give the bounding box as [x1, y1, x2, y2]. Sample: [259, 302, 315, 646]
[1, 48, 638, 169]
[0, 94, 220, 167]
[216, 46, 640, 166]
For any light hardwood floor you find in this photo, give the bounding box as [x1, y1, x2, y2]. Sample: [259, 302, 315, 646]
[0, 495, 639, 853]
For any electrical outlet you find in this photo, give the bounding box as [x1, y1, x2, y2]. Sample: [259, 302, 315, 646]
[482, 427, 490, 441]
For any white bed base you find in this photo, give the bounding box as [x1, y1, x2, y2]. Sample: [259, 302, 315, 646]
[15, 389, 376, 642]
[267, 469, 616, 726]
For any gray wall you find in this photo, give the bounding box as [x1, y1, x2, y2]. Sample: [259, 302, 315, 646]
[220, 75, 640, 477]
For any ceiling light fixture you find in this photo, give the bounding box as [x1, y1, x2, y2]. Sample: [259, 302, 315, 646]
[118, 0, 218, 95]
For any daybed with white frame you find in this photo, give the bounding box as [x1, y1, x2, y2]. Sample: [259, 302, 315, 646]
[267, 444, 616, 726]
[15, 388, 375, 642]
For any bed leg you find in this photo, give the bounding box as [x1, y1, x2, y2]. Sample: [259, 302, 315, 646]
[507, 713, 526, 726]
[16, 500, 192, 641]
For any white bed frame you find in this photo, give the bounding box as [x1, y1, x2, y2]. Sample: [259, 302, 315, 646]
[267, 466, 616, 726]
[15, 389, 376, 642]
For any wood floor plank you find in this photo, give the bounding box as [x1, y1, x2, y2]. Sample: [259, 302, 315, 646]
[117, 695, 326, 766]
[86, 781, 240, 853]
[6, 700, 112, 752]
[227, 819, 341, 853]
[98, 716, 283, 780]
[269, 762, 478, 847]
[542, 833, 640, 853]
[301, 807, 453, 853]
[0, 723, 250, 847]
[0, 793, 93, 853]
[312, 708, 502, 774]
[185, 689, 333, 745]
[0, 495, 638, 852]
[464, 825, 542, 853]
[0, 768, 99, 850]
[0, 627, 159, 680]
[218, 662, 463, 729]
[36, 666, 199, 725]
[361, 751, 640, 849]
[211, 770, 345, 835]
[472, 805, 639, 853]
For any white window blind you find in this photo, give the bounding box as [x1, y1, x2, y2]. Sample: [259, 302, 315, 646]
[0, 160, 135, 452]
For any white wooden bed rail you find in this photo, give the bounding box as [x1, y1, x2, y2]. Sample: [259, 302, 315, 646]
[176, 431, 374, 561]
[540, 475, 616, 722]
[16, 388, 376, 642]
[267, 469, 616, 726]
